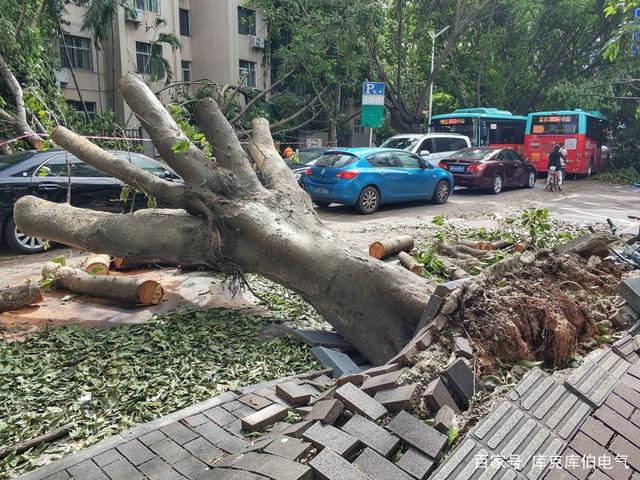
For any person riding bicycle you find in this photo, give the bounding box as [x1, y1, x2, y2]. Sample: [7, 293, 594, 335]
[546, 145, 564, 190]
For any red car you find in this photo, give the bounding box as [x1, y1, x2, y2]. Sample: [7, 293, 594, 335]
[438, 147, 537, 194]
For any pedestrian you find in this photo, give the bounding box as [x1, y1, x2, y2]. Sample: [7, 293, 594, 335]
[283, 145, 294, 159]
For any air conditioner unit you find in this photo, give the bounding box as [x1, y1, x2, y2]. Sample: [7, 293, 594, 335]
[126, 8, 144, 24]
[250, 36, 265, 49]
[55, 69, 69, 86]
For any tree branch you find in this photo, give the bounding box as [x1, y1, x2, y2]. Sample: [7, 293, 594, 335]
[229, 68, 295, 125]
[51, 126, 186, 207]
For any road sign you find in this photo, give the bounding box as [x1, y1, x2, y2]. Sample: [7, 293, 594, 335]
[634, 8, 640, 57]
[362, 82, 385, 129]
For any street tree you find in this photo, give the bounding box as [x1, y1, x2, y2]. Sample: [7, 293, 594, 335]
[13, 74, 430, 364]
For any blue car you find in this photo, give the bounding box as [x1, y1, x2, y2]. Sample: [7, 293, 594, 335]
[303, 148, 454, 214]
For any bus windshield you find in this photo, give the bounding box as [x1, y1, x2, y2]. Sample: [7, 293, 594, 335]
[431, 118, 476, 144]
[531, 115, 579, 135]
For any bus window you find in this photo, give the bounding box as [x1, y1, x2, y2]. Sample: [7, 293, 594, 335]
[488, 121, 525, 144]
[586, 116, 607, 142]
[531, 115, 579, 134]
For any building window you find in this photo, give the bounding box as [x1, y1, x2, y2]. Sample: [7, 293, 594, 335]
[67, 100, 96, 120]
[179, 9, 190, 36]
[354, 119, 363, 134]
[135, 0, 160, 13]
[239, 60, 256, 88]
[238, 6, 256, 35]
[181, 61, 191, 82]
[60, 34, 93, 71]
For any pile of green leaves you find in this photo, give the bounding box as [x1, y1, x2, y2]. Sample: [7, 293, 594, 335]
[594, 166, 640, 185]
[0, 308, 318, 479]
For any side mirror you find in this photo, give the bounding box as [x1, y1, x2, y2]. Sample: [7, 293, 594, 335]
[163, 170, 173, 181]
[419, 150, 430, 157]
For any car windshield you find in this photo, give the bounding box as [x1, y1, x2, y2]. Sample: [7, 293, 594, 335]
[316, 153, 358, 168]
[298, 149, 327, 164]
[449, 148, 498, 160]
[0, 151, 35, 173]
[380, 137, 419, 151]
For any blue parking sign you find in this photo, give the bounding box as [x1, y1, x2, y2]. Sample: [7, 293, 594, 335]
[362, 82, 385, 96]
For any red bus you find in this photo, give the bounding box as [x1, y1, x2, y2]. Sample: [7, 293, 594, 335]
[524, 110, 610, 175]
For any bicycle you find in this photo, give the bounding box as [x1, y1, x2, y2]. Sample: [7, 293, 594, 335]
[545, 166, 561, 192]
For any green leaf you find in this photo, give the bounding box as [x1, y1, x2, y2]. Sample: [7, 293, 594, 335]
[51, 256, 66, 266]
[171, 138, 191, 154]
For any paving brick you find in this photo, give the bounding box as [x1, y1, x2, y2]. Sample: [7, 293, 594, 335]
[67, 460, 109, 480]
[309, 447, 371, 480]
[605, 394, 635, 418]
[336, 372, 369, 387]
[374, 383, 418, 412]
[588, 471, 613, 480]
[362, 363, 402, 377]
[609, 435, 640, 472]
[341, 414, 400, 458]
[569, 432, 631, 480]
[396, 447, 434, 480]
[222, 401, 244, 412]
[594, 404, 640, 447]
[263, 436, 312, 461]
[293, 329, 352, 349]
[93, 448, 124, 467]
[161, 422, 199, 446]
[305, 374, 334, 390]
[388, 411, 447, 459]
[579, 417, 614, 446]
[434, 405, 455, 434]
[353, 447, 413, 480]
[335, 382, 388, 421]
[413, 328, 433, 350]
[184, 413, 209, 427]
[421, 377, 461, 415]
[138, 429, 167, 446]
[42, 472, 71, 480]
[632, 410, 640, 427]
[619, 277, 640, 313]
[195, 421, 232, 445]
[612, 335, 640, 363]
[216, 434, 249, 454]
[102, 458, 144, 480]
[305, 399, 344, 424]
[302, 421, 359, 457]
[543, 469, 580, 480]
[149, 437, 190, 464]
[613, 383, 640, 409]
[311, 346, 363, 378]
[172, 455, 209, 479]
[276, 382, 312, 406]
[385, 341, 420, 367]
[453, 337, 473, 359]
[232, 452, 313, 480]
[241, 404, 289, 432]
[184, 437, 223, 464]
[279, 420, 314, 439]
[441, 358, 484, 409]
[204, 406, 238, 427]
[360, 370, 402, 394]
[138, 457, 185, 480]
[557, 448, 591, 480]
[117, 439, 155, 466]
[237, 394, 272, 411]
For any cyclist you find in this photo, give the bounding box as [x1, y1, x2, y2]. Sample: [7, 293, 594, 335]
[546, 145, 564, 191]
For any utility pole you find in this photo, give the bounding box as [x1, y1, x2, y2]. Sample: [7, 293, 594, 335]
[427, 26, 449, 130]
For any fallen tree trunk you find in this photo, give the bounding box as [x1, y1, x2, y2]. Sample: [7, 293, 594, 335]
[398, 252, 422, 274]
[458, 239, 512, 251]
[82, 254, 111, 275]
[42, 263, 164, 306]
[14, 73, 430, 364]
[440, 257, 468, 280]
[369, 236, 414, 260]
[0, 423, 74, 461]
[0, 283, 43, 312]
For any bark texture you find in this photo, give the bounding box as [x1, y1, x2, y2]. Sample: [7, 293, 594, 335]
[0, 283, 43, 313]
[14, 73, 431, 364]
[369, 236, 415, 260]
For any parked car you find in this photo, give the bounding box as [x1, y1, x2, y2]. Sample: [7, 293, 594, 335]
[438, 147, 536, 194]
[303, 148, 454, 214]
[285, 147, 332, 185]
[0, 149, 181, 254]
[380, 133, 471, 165]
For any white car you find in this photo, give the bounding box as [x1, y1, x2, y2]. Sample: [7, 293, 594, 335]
[380, 133, 471, 165]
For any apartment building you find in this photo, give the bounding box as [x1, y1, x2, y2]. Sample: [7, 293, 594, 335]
[59, 0, 269, 133]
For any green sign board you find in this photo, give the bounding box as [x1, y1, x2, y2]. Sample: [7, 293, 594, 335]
[361, 104, 384, 128]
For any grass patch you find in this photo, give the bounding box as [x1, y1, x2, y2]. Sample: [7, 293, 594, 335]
[0, 308, 319, 479]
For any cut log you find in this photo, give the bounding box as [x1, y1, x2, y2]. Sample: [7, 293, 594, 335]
[491, 240, 512, 250]
[42, 263, 164, 306]
[0, 283, 44, 313]
[513, 241, 530, 253]
[111, 257, 152, 270]
[0, 423, 74, 460]
[398, 252, 423, 274]
[369, 235, 414, 260]
[82, 253, 111, 275]
[449, 244, 492, 260]
[439, 257, 468, 280]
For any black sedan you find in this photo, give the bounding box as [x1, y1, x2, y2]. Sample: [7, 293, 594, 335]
[438, 147, 537, 194]
[0, 149, 181, 254]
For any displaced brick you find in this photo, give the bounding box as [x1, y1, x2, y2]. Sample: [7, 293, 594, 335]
[309, 447, 371, 480]
[453, 337, 473, 359]
[241, 404, 289, 432]
[362, 363, 402, 377]
[203, 406, 238, 427]
[195, 421, 233, 445]
[434, 405, 455, 434]
[263, 436, 312, 461]
[341, 413, 400, 458]
[293, 329, 352, 349]
[216, 433, 249, 454]
[305, 374, 334, 390]
[388, 411, 447, 459]
[385, 341, 420, 367]
[612, 335, 640, 363]
[353, 447, 413, 480]
[138, 457, 184, 480]
[67, 460, 109, 480]
[396, 447, 434, 480]
[234, 452, 313, 480]
[337, 372, 369, 387]
[161, 421, 199, 445]
[280, 420, 314, 439]
[414, 328, 433, 350]
[416, 294, 445, 331]
[302, 421, 359, 457]
[305, 399, 344, 424]
[117, 439, 155, 466]
[374, 384, 419, 412]
[173, 455, 209, 479]
[441, 358, 484, 409]
[311, 346, 363, 378]
[360, 370, 402, 394]
[276, 382, 312, 407]
[335, 382, 388, 421]
[612, 306, 638, 329]
[237, 393, 272, 411]
[422, 377, 461, 415]
[183, 437, 224, 464]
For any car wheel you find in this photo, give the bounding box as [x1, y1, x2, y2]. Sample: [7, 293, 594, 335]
[314, 201, 331, 209]
[431, 180, 450, 204]
[490, 174, 503, 194]
[356, 186, 379, 214]
[525, 171, 536, 189]
[2, 215, 47, 254]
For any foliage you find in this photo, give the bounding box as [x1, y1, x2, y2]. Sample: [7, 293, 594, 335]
[595, 165, 640, 184]
[0, 308, 319, 479]
[603, 0, 639, 60]
[413, 244, 448, 281]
